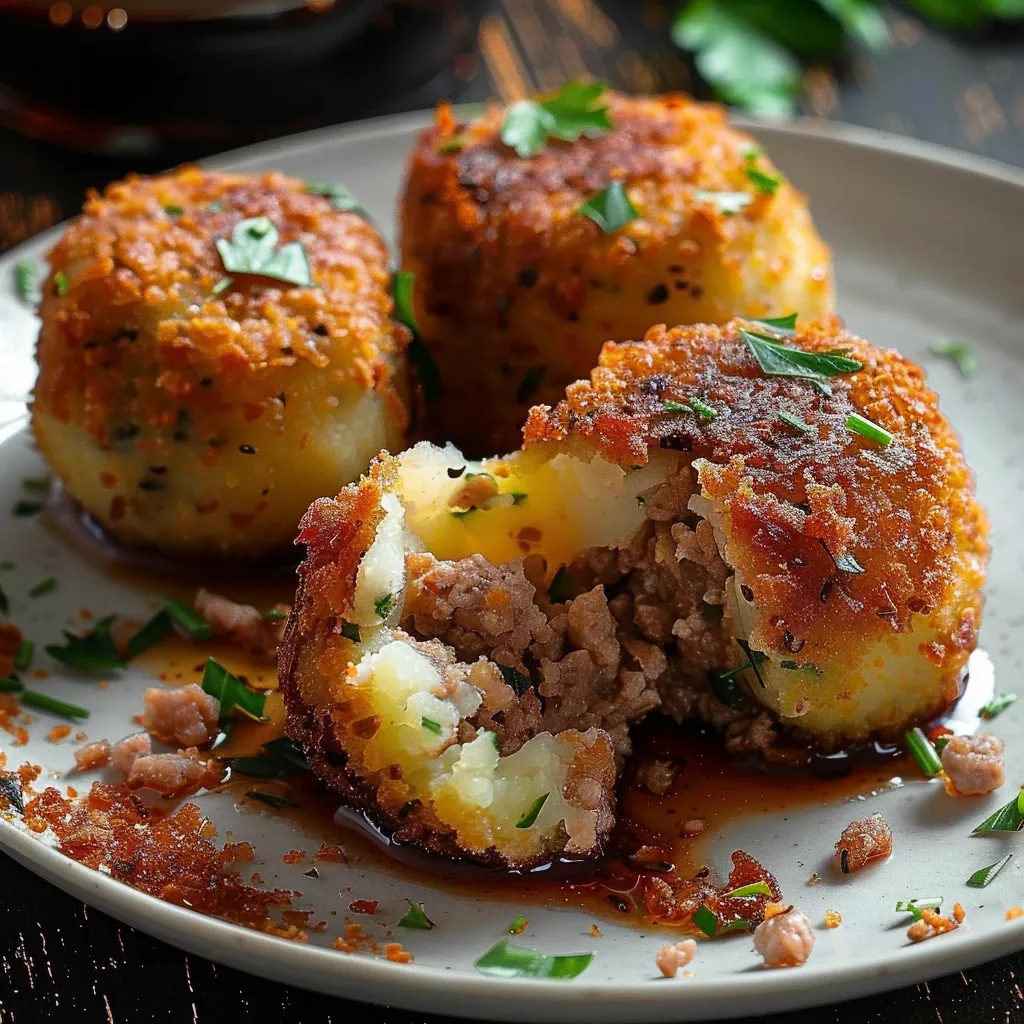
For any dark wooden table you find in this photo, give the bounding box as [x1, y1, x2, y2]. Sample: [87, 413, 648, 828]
[3, 3, 1024, 1021]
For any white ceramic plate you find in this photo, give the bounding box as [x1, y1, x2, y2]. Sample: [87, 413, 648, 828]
[1, 113, 1023, 1023]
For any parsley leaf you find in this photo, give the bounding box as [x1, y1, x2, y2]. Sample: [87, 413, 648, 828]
[201, 657, 267, 722]
[578, 182, 638, 233]
[740, 327, 861, 387]
[305, 180, 367, 217]
[215, 217, 312, 288]
[500, 79, 611, 158]
[374, 592, 395, 621]
[45, 616, 125, 671]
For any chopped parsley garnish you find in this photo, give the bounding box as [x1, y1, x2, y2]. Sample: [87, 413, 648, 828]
[740, 326, 861, 388]
[21, 476, 50, 494]
[374, 592, 396, 621]
[164, 204, 184, 216]
[437, 136, 466, 154]
[743, 147, 783, 195]
[690, 397, 718, 420]
[397, 901, 435, 930]
[777, 409, 813, 433]
[577, 182, 638, 233]
[393, 270, 440, 404]
[515, 792, 549, 829]
[896, 897, 943, 920]
[905, 726, 942, 777]
[211, 276, 233, 295]
[495, 662, 531, 696]
[215, 216, 313, 288]
[305, 180, 366, 217]
[46, 615, 124, 671]
[201, 657, 267, 722]
[500, 79, 611, 158]
[263, 608, 286, 622]
[54, 271, 70, 295]
[967, 853, 1013, 888]
[20, 690, 89, 720]
[508, 915, 528, 935]
[474, 938, 593, 979]
[510, 492, 528, 506]
[972, 788, 1024, 834]
[14, 641, 33, 672]
[15, 260, 39, 304]
[227, 738, 310, 778]
[664, 398, 693, 414]
[340, 620, 361, 642]
[979, 692, 1016, 720]
[29, 577, 57, 598]
[750, 312, 797, 334]
[929, 339, 978, 379]
[692, 904, 750, 938]
[126, 597, 213, 657]
[846, 412, 893, 448]
[246, 791, 300, 810]
[692, 190, 752, 215]
[13, 500, 43, 517]
[547, 566, 575, 604]
[721, 880, 772, 898]
[421, 717, 443, 735]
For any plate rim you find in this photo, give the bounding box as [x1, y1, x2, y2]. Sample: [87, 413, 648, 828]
[2, 107, 1024, 1021]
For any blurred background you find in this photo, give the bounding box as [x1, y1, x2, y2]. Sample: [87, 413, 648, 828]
[2, 0, 1024, 253]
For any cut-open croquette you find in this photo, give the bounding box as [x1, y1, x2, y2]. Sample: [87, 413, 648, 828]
[279, 317, 986, 869]
[400, 91, 834, 455]
[32, 166, 409, 561]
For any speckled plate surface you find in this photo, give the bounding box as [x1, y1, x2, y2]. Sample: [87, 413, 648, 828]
[1, 113, 1023, 1022]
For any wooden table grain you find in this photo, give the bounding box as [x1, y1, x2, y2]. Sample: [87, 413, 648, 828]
[2, 3, 1024, 1021]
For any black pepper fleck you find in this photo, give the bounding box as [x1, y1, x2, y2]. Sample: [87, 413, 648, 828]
[447, 466, 466, 479]
[239, 445, 256, 455]
[313, 324, 329, 337]
[647, 283, 670, 305]
[517, 269, 538, 288]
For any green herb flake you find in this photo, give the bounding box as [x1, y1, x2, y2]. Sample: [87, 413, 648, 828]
[967, 853, 1013, 888]
[229, 757, 291, 779]
[515, 792, 549, 829]
[895, 897, 943, 921]
[500, 79, 611, 158]
[577, 182, 638, 234]
[15, 260, 39, 304]
[374, 592, 395, 621]
[215, 216, 313, 288]
[392, 269, 420, 333]
[508, 915, 528, 934]
[261, 736, 311, 773]
[421, 717, 443, 735]
[46, 615, 125, 672]
[201, 657, 267, 723]
[164, 598, 215, 639]
[979, 692, 1016, 720]
[751, 312, 798, 334]
[777, 409, 813, 433]
[397, 901, 435, 930]
[0, 675, 24, 693]
[340, 620, 361, 643]
[0, 771, 25, 813]
[305, 180, 366, 216]
[474, 938, 593, 980]
[972, 788, 1024, 835]
[547, 566, 575, 604]
[745, 163, 783, 196]
[211, 276, 233, 295]
[263, 608, 286, 622]
[846, 412, 893, 448]
[125, 609, 172, 657]
[740, 327, 861, 387]
[690, 397, 718, 420]
[710, 668, 745, 709]
[29, 577, 56, 599]
[438, 136, 466, 154]
[164, 204, 185, 217]
[14, 641, 34, 672]
[692, 190, 752, 215]
[20, 690, 89, 720]
[510, 492, 528, 506]
[721, 880, 772, 898]
[393, 270, 441, 405]
[495, 662, 531, 696]
[21, 476, 50, 494]
[245, 791, 300, 810]
[929, 340, 978, 379]
[692, 904, 719, 937]
[663, 398, 693, 414]
[13, 500, 43, 517]
[905, 726, 943, 777]
[54, 271, 70, 296]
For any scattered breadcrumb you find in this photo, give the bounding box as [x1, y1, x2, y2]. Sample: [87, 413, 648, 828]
[589, 924, 603, 938]
[73, 740, 111, 770]
[807, 873, 822, 887]
[47, 725, 71, 743]
[333, 923, 380, 954]
[1006, 907, 1023, 921]
[282, 849, 306, 864]
[824, 909, 842, 929]
[655, 938, 697, 978]
[384, 942, 413, 964]
[907, 905, 965, 943]
[753, 907, 815, 968]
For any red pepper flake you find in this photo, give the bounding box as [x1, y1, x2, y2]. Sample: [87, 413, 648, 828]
[349, 899, 379, 915]
[281, 849, 306, 865]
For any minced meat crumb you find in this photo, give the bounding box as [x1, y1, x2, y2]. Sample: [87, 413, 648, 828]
[48, 725, 71, 743]
[313, 842, 346, 863]
[655, 939, 697, 977]
[907, 905, 964, 943]
[349, 899, 379, 914]
[282, 849, 306, 864]
[824, 909, 842, 928]
[753, 907, 814, 967]
[940, 732, 1005, 796]
[384, 942, 413, 964]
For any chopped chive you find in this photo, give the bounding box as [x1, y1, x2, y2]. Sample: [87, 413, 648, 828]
[14, 641, 33, 671]
[29, 577, 57, 598]
[245, 791, 300, 810]
[929, 340, 978, 379]
[392, 269, 420, 333]
[979, 693, 1016, 720]
[12, 500, 43, 517]
[515, 792, 549, 829]
[438, 136, 466, 154]
[690, 397, 718, 420]
[577, 182, 638, 233]
[46, 615, 125, 671]
[474, 938, 593, 980]
[125, 609, 172, 657]
[692, 904, 719, 938]
[201, 657, 267, 722]
[495, 662, 531, 696]
[508, 915, 528, 934]
[211, 276, 233, 295]
[547, 566, 575, 603]
[263, 608, 286, 622]
[305, 180, 366, 216]
[777, 409, 813, 433]
[846, 412, 893, 448]
[260, 736, 310, 773]
[421, 717, 442, 735]
[14, 260, 39, 304]
[374, 592, 395, 621]
[972, 788, 1024, 834]
[0, 675, 24, 692]
[164, 204, 185, 216]
[905, 727, 942, 777]
[895, 897, 943, 920]
[967, 853, 1013, 888]
[743, 149, 782, 196]
[397, 901, 435, 930]
[734, 639, 767, 689]
[162, 598, 214, 639]
[663, 398, 693, 414]
[20, 690, 89, 719]
[230, 757, 292, 779]
[340, 620, 361, 642]
[721, 880, 772, 898]
[54, 271, 70, 295]
[933, 734, 952, 754]
[21, 476, 50, 494]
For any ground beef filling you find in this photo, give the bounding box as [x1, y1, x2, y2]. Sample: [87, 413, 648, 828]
[400, 465, 782, 761]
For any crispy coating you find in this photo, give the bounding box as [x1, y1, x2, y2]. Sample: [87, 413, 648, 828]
[32, 166, 409, 560]
[400, 92, 833, 454]
[525, 318, 987, 739]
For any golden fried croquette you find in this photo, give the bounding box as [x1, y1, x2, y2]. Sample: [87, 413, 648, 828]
[400, 90, 834, 455]
[32, 166, 409, 561]
[279, 317, 986, 868]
